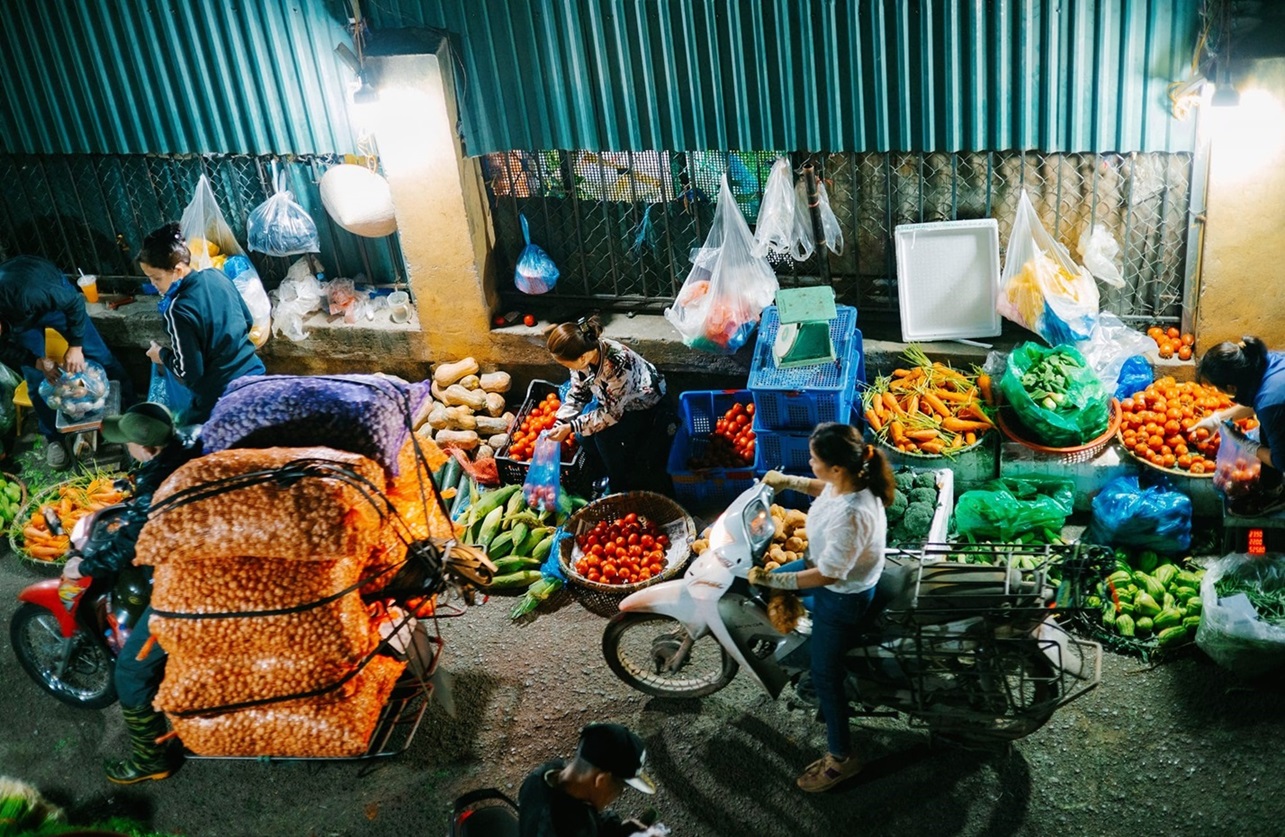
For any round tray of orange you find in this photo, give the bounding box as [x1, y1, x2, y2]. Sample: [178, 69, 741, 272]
[1115, 377, 1239, 478]
[8, 472, 129, 572]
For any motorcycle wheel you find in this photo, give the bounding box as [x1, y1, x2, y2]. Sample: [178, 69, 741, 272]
[10, 603, 118, 709]
[602, 612, 738, 699]
[930, 643, 1058, 743]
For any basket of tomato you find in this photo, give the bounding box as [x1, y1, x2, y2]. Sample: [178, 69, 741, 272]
[558, 491, 697, 616]
[495, 380, 594, 496]
[1116, 377, 1238, 477]
[667, 390, 758, 510]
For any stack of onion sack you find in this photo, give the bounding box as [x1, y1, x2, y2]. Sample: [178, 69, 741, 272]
[135, 442, 452, 758]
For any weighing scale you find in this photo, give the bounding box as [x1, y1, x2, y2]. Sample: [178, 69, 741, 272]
[771, 286, 837, 369]
[1222, 503, 1285, 554]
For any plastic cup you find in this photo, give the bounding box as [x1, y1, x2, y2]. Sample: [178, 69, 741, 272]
[77, 274, 99, 304]
[388, 290, 412, 324]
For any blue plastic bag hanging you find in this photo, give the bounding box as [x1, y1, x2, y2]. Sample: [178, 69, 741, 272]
[515, 214, 559, 295]
[147, 364, 194, 419]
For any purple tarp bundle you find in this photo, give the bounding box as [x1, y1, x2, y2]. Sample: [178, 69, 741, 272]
[201, 374, 431, 476]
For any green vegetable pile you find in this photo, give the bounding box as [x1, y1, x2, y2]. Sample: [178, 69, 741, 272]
[1092, 547, 1205, 649]
[888, 469, 939, 544]
[1019, 350, 1084, 412]
[950, 528, 1068, 575]
[0, 474, 23, 528]
[1214, 574, 1285, 627]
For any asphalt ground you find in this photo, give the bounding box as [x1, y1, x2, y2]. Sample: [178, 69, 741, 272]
[3, 433, 1285, 836]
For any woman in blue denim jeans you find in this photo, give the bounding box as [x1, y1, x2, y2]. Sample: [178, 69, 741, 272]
[749, 422, 893, 793]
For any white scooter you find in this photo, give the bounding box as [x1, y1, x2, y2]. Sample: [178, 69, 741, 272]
[602, 482, 1105, 743]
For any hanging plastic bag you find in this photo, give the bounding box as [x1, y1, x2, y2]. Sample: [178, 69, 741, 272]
[147, 364, 194, 418]
[523, 432, 562, 513]
[814, 179, 844, 256]
[515, 214, 560, 295]
[998, 190, 1099, 345]
[247, 166, 320, 257]
[1213, 422, 1263, 499]
[1073, 311, 1157, 396]
[1196, 553, 1285, 678]
[1085, 476, 1192, 552]
[998, 342, 1110, 447]
[180, 174, 272, 347]
[1077, 223, 1125, 288]
[664, 175, 779, 354]
[752, 157, 796, 258]
[789, 179, 816, 261]
[953, 478, 1075, 541]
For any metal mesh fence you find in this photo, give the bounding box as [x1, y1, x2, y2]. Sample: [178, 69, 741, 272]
[483, 149, 1193, 326]
[0, 153, 405, 291]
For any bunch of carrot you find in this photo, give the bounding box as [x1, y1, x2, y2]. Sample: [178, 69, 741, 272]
[17, 475, 129, 563]
[862, 346, 995, 456]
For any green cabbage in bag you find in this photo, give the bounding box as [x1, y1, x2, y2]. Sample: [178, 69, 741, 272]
[999, 342, 1109, 447]
[953, 478, 1075, 541]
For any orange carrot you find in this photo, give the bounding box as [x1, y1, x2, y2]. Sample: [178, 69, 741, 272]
[965, 431, 977, 446]
[889, 420, 907, 444]
[942, 417, 991, 433]
[864, 409, 883, 433]
[892, 368, 913, 378]
[921, 392, 952, 418]
[960, 404, 995, 427]
[977, 374, 994, 405]
[905, 429, 940, 442]
[882, 392, 906, 417]
[918, 440, 946, 455]
[936, 389, 974, 403]
[904, 394, 920, 417]
[950, 434, 964, 449]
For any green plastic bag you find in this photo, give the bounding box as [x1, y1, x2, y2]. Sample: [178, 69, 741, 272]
[999, 342, 1109, 447]
[953, 478, 1075, 541]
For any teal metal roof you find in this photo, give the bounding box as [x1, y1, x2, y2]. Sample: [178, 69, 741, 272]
[0, 0, 1201, 157]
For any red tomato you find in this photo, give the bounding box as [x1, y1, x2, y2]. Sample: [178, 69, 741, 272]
[627, 533, 640, 545]
[657, 535, 670, 548]
[623, 513, 638, 525]
[640, 534, 655, 549]
[628, 545, 643, 558]
[523, 314, 537, 327]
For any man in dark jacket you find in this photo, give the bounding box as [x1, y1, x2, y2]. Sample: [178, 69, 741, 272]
[137, 223, 265, 425]
[0, 256, 132, 468]
[519, 723, 659, 837]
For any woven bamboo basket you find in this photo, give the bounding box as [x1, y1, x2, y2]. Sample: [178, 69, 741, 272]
[997, 399, 1122, 465]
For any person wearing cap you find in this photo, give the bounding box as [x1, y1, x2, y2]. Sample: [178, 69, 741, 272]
[519, 722, 658, 837]
[136, 222, 265, 425]
[0, 255, 133, 469]
[59, 401, 200, 784]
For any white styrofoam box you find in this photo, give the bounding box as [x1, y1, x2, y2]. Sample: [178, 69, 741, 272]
[894, 219, 1002, 342]
[928, 468, 954, 547]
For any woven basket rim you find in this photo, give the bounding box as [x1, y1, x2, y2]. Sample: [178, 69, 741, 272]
[1115, 426, 1216, 479]
[8, 472, 120, 569]
[558, 491, 696, 595]
[996, 398, 1121, 456]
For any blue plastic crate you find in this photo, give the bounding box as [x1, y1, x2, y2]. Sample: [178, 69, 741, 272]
[751, 420, 813, 473]
[749, 305, 865, 430]
[667, 422, 757, 511]
[679, 389, 755, 437]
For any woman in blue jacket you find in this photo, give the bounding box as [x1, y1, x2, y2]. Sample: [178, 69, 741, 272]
[136, 224, 265, 424]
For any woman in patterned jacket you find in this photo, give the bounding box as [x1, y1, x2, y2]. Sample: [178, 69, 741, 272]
[546, 316, 675, 495]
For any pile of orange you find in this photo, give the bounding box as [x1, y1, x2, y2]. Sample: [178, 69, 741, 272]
[1118, 377, 1233, 474]
[1146, 326, 1195, 361]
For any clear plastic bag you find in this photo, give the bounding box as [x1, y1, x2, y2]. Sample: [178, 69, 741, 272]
[1197, 553, 1285, 678]
[523, 432, 562, 513]
[1213, 422, 1262, 498]
[38, 361, 109, 419]
[271, 257, 326, 342]
[790, 179, 816, 261]
[180, 175, 271, 347]
[998, 190, 1099, 345]
[664, 175, 779, 354]
[1073, 311, 1157, 396]
[751, 157, 796, 258]
[814, 179, 844, 256]
[1085, 476, 1192, 552]
[1077, 223, 1125, 288]
[248, 167, 320, 257]
[514, 213, 559, 295]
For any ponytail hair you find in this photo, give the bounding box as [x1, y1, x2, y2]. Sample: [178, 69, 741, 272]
[1198, 335, 1269, 404]
[808, 422, 896, 507]
[547, 315, 604, 361]
[137, 222, 191, 271]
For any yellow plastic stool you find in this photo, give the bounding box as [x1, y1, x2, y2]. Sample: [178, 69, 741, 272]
[11, 329, 70, 435]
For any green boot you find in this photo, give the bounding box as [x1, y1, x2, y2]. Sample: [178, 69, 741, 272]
[104, 705, 174, 784]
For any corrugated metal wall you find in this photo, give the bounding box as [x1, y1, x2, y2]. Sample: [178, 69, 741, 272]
[363, 0, 1202, 155]
[0, 0, 357, 155]
[0, 1, 1199, 159]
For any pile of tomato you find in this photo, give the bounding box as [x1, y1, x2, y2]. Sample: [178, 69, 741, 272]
[689, 401, 756, 468]
[506, 393, 577, 462]
[573, 512, 671, 586]
[1119, 378, 1236, 474]
[1146, 326, 1195, 361]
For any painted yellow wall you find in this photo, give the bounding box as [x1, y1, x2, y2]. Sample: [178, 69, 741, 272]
[1196, 57, 1285, 348]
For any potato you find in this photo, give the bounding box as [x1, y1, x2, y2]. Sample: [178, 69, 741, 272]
[764, 560, 780, 571]
[692, 538, 709, 555]
[784, 536, 806, 553]
[782, 551, 797, 563]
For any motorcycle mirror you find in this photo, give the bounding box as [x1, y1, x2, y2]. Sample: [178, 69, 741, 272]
[42, 507, 65, 537]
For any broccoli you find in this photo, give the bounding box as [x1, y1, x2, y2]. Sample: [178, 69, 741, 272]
[908, 487, 939, 506]
[914, 471, 938, 490]
[902, 501, 937, 536]
[888, 490, 908, 517]
[894, 471, 916, 492]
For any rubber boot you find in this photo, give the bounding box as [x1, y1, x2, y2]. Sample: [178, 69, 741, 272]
[104, 706, 173, 784]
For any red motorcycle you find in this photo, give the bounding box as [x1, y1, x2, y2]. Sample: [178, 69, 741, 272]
[10, 503, 144, 710]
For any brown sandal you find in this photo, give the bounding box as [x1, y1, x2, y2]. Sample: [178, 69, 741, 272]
[796, 753, 863, 792]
